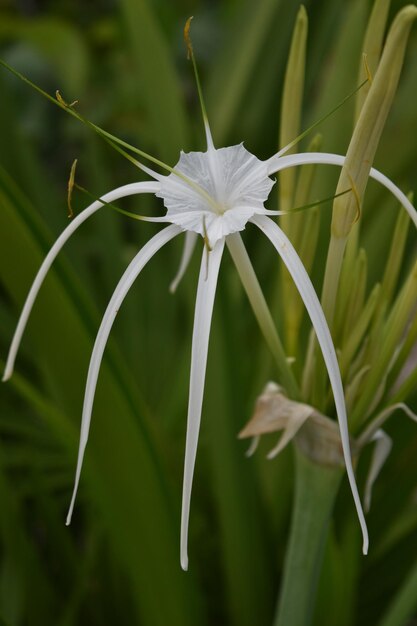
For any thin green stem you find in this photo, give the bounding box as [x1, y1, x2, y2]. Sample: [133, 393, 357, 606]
[226, 233, 300, 399]
[274, 446, 343, 626]
[278, 80, 368, 158]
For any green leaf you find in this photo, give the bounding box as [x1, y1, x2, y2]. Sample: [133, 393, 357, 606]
[119, 0, 189, 162]
[207, 0, 285, 142]
[0, 453, 54, 623]
[379, 557, 417, 626]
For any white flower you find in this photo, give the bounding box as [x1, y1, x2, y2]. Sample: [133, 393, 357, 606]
[156, 143, 275, 247]
[4, 95, 417, 570]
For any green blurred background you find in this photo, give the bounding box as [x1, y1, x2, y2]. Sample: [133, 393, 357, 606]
[0, 0, 417, 624]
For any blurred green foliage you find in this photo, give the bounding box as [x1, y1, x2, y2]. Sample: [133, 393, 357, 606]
[0, 0, 416, 624]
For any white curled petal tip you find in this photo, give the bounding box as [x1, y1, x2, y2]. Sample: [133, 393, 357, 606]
[251, 214, 369, 555]
[1, 367, 11, 383]
[264, 152, 417, 229]
[364, 430, 393, 513]
[180, 238, 225, 572]
[66, 224, 180, 526]
[360, 403, 417, 512]
[3, 181, 160, 382]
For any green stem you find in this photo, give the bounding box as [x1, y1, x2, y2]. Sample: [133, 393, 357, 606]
[227, 233, 300, 399]
[274, 446, 343, 626]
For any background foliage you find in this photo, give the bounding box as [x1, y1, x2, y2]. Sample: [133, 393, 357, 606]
[0, 0, 416, 624]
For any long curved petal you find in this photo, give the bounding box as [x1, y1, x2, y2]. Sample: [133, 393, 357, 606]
[251, 214, 369, 554]
[181, 238, 225, 571]
[66, 224, 181, 526]
[265, 152, 417, 229]
[170, 231, 198, 294]
[3, 181, 161, 382]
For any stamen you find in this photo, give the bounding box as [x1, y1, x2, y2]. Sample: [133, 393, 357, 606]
[255, 188, 352, 228]
[276, 79, 369, 159]
[362, 53, 373, 84]
[184, 16, 194, 60]
[56, 90, 79, 108]
[202, 215, 212, 251]
[0, 60, 194, 186]
[184, 17, 215, 150]
[67, 159, 78, 219]
[347, 173, 362, 223]
[74, 184, 209, 226]
[0, 58, 222, 216]
[262, 188, 352, 217]
[74, 183, 144, 220]
[202, 215, 212, 281]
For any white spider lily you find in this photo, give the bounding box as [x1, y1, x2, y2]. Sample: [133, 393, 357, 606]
[5, 126, 417, 569]
[3, 38, 417, 569]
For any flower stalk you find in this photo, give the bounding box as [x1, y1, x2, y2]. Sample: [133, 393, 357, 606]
[226, 232, 300, 399]
[274, 446, 343, 626]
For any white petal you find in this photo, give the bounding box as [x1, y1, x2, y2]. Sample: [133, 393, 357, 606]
[364, 430, 392, 513]
[169, 231, 198, 294]
[217, 144, 274, 206]
[204, 121, 215, 152]
[2, 181, 160, 382]
[164, 209, 259, 248]
[156, 144, 275, 245]
[251, 214, 369, 555]
[66, 224, 180, 526]
[181, 238, 225, 571]
[265, 152, 417, 229]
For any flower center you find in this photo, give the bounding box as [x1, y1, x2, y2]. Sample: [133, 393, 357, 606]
[156, 143, 275, 246]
